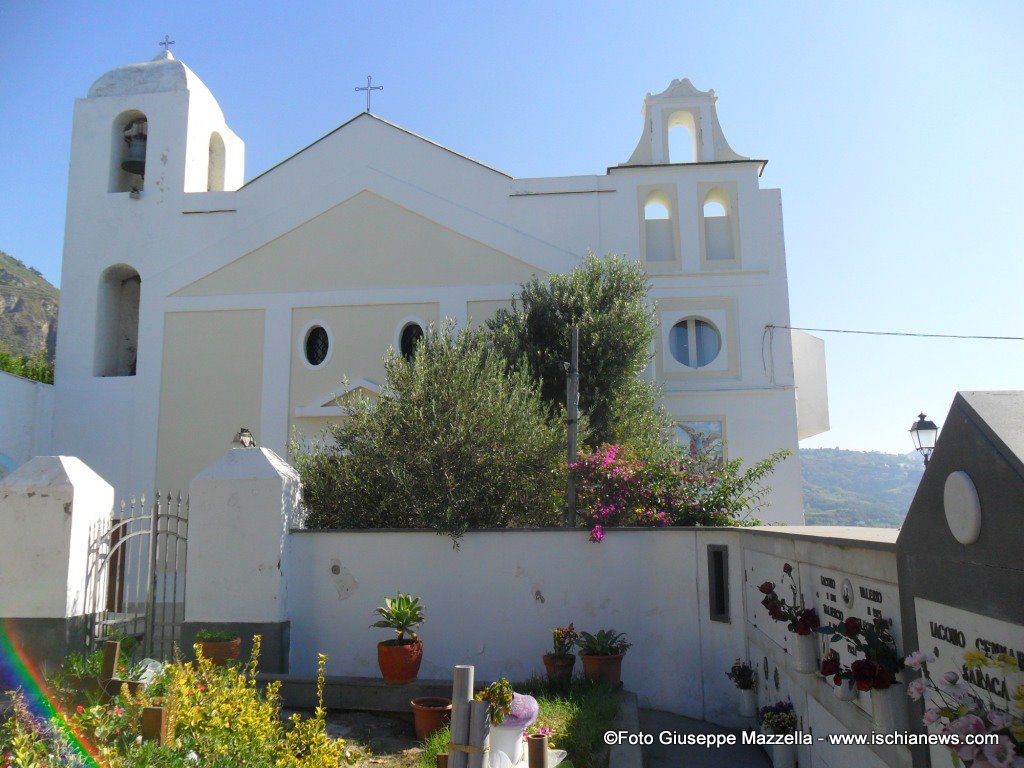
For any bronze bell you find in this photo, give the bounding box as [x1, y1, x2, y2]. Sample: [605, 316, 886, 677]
[121, 135, 146, 176]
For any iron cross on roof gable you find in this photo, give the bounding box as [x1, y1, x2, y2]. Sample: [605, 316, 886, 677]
[355, 74, 383, 113]
[159, 34, 175, 51]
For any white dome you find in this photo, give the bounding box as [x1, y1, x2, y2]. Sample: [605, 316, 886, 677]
[87, 50, 213, 99]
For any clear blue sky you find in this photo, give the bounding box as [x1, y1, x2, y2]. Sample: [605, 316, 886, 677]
[3, 2, 1022, 453]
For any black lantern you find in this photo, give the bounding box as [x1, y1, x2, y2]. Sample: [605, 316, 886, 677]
[909, 413, 939, 466]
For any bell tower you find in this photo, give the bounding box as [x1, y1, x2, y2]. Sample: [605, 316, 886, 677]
[622, 78, 747, 166]
[56, 48, 245, 386]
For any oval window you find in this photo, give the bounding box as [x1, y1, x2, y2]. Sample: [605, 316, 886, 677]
[669, 318, 721, 368]
[304, 325, 330, 367]
[399, 323, 424, 360]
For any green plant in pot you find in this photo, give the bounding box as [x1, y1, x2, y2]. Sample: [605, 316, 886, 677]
[371, 592, 424, 685]
[194, 628, 241, 666]
[578, 629, 630, 686]
[543, 623, 578, 682]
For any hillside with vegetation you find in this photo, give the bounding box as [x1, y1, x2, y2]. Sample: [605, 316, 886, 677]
[0, 249, 59, 360]
[801, 448, 923, 528]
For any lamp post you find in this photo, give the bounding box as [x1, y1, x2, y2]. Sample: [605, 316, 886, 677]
[909, 413, 939, 466]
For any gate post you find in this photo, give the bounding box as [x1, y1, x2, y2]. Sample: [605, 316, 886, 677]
[0, 456, 113, 677]
[183, 446, 299, 673]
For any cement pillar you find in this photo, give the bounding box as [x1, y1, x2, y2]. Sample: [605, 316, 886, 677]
[0, 456, 114, 676]
[183, 446, 300, 672]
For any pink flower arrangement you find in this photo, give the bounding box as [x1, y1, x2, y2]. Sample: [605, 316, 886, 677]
[903, 648, 1024, 767]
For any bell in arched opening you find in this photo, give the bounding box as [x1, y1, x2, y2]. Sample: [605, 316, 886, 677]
[121, 118, 148, 176]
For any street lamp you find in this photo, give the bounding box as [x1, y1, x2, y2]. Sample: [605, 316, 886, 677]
[909, 413, 939, 466]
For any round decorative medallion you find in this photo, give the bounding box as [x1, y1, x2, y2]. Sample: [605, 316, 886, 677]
[841, 578, 854, 608]
[943, 471, 981, 545]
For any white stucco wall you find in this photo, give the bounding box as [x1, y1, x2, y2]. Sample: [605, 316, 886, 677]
[793, 329, 830, 440]
[282, 524, 902, 760]
[0, 371, 53, 477]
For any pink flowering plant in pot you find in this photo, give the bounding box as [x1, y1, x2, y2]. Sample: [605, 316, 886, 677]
[757, 563, 820, 636]
[903, 648, 1024, 767]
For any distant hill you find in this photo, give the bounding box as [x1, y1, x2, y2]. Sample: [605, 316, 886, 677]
[801, 448, 923, 528]
[0, 250, 59, 360]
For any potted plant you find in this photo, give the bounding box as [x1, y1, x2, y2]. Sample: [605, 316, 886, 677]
[194, 628, 241, 666]
[727, 659, 758, 716]
[817, 616, 907, 730]
[476, 678, 538, 766]
[543, 624, 578, 682]
[371, 592, 424, 685]
[758, 701, 799, 768]
[578, 629, 630, 686]
[757, 563, 820, 673]
[410, 696, 452, 740]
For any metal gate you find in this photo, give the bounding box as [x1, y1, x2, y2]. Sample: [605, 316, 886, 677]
[85, 492, 189, 660]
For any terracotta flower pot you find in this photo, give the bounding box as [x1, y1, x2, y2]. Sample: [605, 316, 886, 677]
[410, 696, 452, 740]
[543, 653, 575, 681]
[377, 639, 423, 685]
[580, 653, 625, 686]
[199, 638, 240, 666]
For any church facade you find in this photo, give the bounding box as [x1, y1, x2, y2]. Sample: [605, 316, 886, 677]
[34, 50, 826, 523]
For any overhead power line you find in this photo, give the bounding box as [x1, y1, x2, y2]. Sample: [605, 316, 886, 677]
[766, 325, 1024, 342]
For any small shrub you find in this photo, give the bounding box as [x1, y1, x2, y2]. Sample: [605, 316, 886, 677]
[0, 342, 53, 384]
[194, 629, 240, 643]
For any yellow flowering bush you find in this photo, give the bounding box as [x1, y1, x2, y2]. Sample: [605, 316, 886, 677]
[1, 636, 359, 767]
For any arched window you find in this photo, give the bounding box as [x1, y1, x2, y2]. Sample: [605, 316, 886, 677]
[703, 190, 735, 262]
[399, 322, 424, 360]
[207, 132, 225, 191]
[109, 111, 148, 193]
[94, 264, 141, 377]
[643, 192, 674, 262]
[669, 317, 721, 369]
[667, 111, 697, 163]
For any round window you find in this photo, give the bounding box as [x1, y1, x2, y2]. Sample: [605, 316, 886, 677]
[669, 318, 721, 368]
[304, 325, 330, 367]
[399, 323, 424, 360]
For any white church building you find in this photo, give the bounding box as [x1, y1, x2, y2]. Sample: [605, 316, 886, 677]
[2, 49, 828, 523]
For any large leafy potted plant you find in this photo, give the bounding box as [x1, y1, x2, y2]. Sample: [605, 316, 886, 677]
[578, 629, 630, 686]
[757, 563, 820, 674]
[371, 592, 424, 685]
[543, 624, 578, 682]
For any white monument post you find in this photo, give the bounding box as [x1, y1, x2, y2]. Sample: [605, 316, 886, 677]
[0, 456, 113, 674]
[184, 446, 300, 672]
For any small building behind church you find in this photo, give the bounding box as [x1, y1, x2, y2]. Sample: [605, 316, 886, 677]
[5, 49, 828, 523]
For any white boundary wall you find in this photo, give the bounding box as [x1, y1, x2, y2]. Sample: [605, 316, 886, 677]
[0, 371, 53, 476]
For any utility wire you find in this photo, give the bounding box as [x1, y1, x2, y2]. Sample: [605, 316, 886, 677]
[766, 325, 1024, 342]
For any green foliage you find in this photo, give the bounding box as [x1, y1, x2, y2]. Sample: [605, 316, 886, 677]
[577, 629, 631, 656]
[370, 592, 424, 642]
[801, 448, 922, 527]
[4, 636, 359, 767]
[700, 450, 791, 526]
[0, 341, 53, 383]
[487, 253, 668, 451]
[475, 678, 515, 725]
[293, 323, 565, 542]
[194, 629, 240, 643]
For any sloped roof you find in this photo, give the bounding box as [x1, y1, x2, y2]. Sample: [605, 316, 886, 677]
[955, 391, 1024, 480]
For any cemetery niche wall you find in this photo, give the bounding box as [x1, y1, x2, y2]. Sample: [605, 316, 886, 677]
[897, 391, 1024, 768]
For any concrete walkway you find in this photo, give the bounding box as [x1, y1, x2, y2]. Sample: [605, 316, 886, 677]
[640, 709, 771, 768]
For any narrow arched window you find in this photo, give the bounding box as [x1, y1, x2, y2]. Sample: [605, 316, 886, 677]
[207, 132, 225, 191]
[667, 111, 697, 163]
[94, 264, 141, 377]
[643, 192, 674, 262]
[109, 111, 148, 193]
[399, 322, 424, 360]
[703, 190, 735, 262]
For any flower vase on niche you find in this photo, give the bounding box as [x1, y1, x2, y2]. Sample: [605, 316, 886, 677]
[757, 563, 820, 675]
